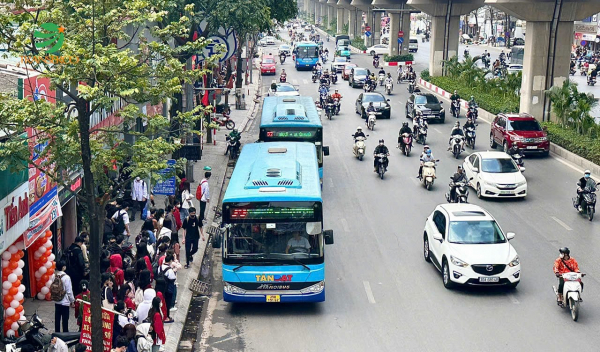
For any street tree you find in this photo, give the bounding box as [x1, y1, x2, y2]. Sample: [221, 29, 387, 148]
[0, 0, 213, 347]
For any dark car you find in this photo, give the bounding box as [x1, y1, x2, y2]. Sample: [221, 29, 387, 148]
[405, 93, 445, 122]
[356, 92, 391, 119]
[490, 113, 549, 155]
[349, 67, 370, 88]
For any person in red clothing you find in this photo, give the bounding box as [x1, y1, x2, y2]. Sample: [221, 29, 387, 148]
[148, 297, 166, 350]
[173, 201, 182, 230]
[108, 254, 125, 288]
[553, 247, 581, 303]
[74, 280, 90, 331]
[135, 242, 154, 281]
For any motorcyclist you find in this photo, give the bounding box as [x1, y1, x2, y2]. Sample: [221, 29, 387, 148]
[378, 68, 386, 76]
[398, 122, 413, 149]
[373, 139, 390, 172]
[449, 166, 468, 202]
[384, 73, 393, 89]
[576, 170, 596, 210]
[279, 52, 286, 63]
[280, 69, 287, 82]
[499, 50, 506, 63]
[464, 46, 469, 57]
[319, 85, 329, 106]
[589, 67, 598, 83]
[467, 96, 477, 109]
[463, 117, 476, 131]
[315, 62, 322, 73]
[418, 149, 436, 180]
[331, 89, 342, 101]
[450, 90, 461, 102]
[225, 129, 242, 156]
[553, 247, 580, 304]
[322, 68, 330, 81]
[396, 65, 403, 81]
[406, 64, 414, 73]
[448, 121, 465, 150]
[353, 126, 366, 141]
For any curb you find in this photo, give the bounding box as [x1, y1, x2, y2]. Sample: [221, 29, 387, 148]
[384, 61, 413, 67]
[349, 45, 367, 54]
[417, 78, 600, 173]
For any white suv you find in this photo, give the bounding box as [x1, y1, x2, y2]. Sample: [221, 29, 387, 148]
[423, 204, 520, 289]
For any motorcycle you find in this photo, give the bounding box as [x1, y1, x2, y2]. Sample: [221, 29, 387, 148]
[367, 111, 377, 131]
[331, 73, 338, 84]
[211, 114, 235, 130]
[587, 76, 596, 86]
[464, 126, 477, 149]
[374, 153, 388, 179]
[279, 73, 287, 83]
[321, 54, 328, 63]
[378, 73, 385, 86]
[553, 272, 586, 321]
[325, 102, 335, 120]
[319, 77, 330, 88]
[450, 135, 465, 159]
[580, 66, 587, 76]
[445, 179, 471, 203]
[572, 183, 597, 221]
[421, 160, 439, 190]
[400, 133, 413, 156]
[451, 99, 460, 118]
[3, 312, 81, 351]
[509, 145, 526, 172]
[416, 121, 428, 145]
[280, 54, 286, 64]
[319, 91, 328, 107]
[364, 81, 375, 92]
[352, 136, 368, 161]
[466, 106, 478, 121]
[407, 79, 416, 94]
[385, 80, 393, 95]
[225, 133, 241, 160]
[570, 67, 576, 75]
[373, 57, 379, 68]
[333, 98, 341, 115]
[312, 71, 318, 83]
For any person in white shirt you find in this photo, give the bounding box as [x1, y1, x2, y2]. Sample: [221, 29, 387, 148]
[111, 200, 131, 237]
[180, 180, 193, 221]
[197, 171, 211, 227]
[131, 177, 148, 221]
[54, 260, 75, 332]
[285, 232, 311, 254]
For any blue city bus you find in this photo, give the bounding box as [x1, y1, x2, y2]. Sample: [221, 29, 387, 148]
[260, 96, 329, 181]
[293, 42, 319, 70]
[221, 142, 334, 303]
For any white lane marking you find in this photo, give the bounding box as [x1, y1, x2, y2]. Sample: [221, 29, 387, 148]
[292, 79, 298, 85]
[551, 216, 573, 231]
[508, 294, 520, 305]
[328, 177, 334, 188]
[340, 218, 350, 232]
[433, 127, 442, 134]
[303, 79, 309, 84]
[363, 281, 376, 304]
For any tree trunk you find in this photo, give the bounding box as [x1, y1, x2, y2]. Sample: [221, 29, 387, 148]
[76, 99, 103, 352]
[474, 10, 479, 40]
[235, 35, 245, 89]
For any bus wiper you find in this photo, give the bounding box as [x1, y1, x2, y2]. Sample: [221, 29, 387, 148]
[290, 259, 310, 271]
[232, 260, 273, 272]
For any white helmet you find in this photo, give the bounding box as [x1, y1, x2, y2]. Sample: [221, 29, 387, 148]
[357, 126, 362, 131]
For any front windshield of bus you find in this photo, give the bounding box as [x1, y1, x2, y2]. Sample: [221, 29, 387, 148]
[297, 46, 318, 59]
[225, 222, 324, 263]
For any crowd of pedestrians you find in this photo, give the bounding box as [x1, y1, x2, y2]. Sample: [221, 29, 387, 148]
[44, 167, 212, 351]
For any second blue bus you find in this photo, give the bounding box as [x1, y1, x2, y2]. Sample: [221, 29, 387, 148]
[260, 96, 328, 181]
[293, 41, 319, 70]
[220, 142, 334, 303]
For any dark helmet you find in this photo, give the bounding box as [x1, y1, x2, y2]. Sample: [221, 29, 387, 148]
[559, 247, 570, 255]
[379, 139, 384, 143]
[402, 122, 408, 127]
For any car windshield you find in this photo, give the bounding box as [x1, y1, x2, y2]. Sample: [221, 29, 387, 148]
[277, 85, 296, 92]
[225, 222, 324, 262]
[507, 119, 541, 131]
[448, 220, 506, 244]
[415, 95, 439, 104]
[481, 158, 519, 173]
[263, 58, 275, 64]
[345, 65, 356, 71]
[297, 47, 318, 58]
[354, 69, 368, 75]
[363, 94, 385, 103]
[339, 46, 348, 51]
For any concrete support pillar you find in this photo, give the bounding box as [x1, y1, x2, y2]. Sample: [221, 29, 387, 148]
[337, 8, 347, 34]
[388, 13, 413, 56]
[314, 2, 320, 23]
[520, 21, 573, 119]
[328, 6, 335, 30]
[364, 9, 372, 47]
[429, 15, 459, 76]
[400, 13, 412, 54]
[348, 9, 358, 39]
[372, 12, 381, 45]
[308, 0, 315, 17]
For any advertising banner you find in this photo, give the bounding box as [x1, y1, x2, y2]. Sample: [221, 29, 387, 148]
[79, 301, 115, 351]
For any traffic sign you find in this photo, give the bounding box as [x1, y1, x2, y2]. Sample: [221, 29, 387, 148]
[365, 31, 372, 38]
[365, 25, 371, 32]
[398, 30, 404, 38]
[581, 40, 587, 46]
[398, 37, 404, 44]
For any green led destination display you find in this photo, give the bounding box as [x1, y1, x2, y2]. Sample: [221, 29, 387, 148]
[230, 207, 315, 220]
[260, 128, 319, 141]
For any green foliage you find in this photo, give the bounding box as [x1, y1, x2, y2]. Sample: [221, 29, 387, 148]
[267, 0, 298, 24]
[545, 80, 599, 135]
[384, 54, 414, 62]
[542, 122, 600, 165]
[420, 69, 430, 81]
[342, 23, 349, 35]
[351, 37, 367, 51]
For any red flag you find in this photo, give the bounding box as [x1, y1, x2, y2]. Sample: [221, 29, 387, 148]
[201, 75, 209, 106]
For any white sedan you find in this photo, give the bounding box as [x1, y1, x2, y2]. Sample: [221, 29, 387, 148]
[268, 82, 299, 97]
[507, 64, 523, 74]
[265, 36, 276, 45]
[463, 151, 527, 199]
[367, 44, 389, 56]
[423, 204, 520, 289]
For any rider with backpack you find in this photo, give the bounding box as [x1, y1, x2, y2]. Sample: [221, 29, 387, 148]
[51, 260, 75, 332]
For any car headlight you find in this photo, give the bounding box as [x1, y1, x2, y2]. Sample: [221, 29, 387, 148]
[223, 282, 246, 294]
[440, 107, 445, 113]
[516, 179, 527, 186]
[300, 281, 325, 294]
[539, 136, 548, 142]
[450, 255, 469, 268]
[509, 255, 520, 267]
[510, 135, 524, 142]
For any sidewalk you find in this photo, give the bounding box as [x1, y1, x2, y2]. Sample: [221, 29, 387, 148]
[21, 68, 262, 349]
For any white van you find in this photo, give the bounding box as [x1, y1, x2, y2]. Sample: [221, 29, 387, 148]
[409, 39, 418, 52]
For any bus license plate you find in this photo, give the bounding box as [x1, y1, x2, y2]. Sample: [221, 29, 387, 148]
[479, 277, 499, 283]
[266, 295, 280, 302]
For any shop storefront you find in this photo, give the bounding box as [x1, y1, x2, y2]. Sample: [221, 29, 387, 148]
[574, 22, 598, 48]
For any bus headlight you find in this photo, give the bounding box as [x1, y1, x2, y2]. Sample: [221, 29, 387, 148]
[224, 282, 246, 294]
[300, 281, 324, 294]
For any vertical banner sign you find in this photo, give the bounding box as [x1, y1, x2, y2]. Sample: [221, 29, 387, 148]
[153, 159, 177, 195]
[79, 302, 115, 351]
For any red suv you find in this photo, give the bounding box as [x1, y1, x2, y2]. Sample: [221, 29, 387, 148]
[490, 113, 549, 155]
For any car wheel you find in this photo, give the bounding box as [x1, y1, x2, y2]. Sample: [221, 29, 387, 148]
[490, 134, 497, 148]
[423, 235, 431, 262]
[503, 141, 509, 153]
[476, 183, 483, 199]
[442, 259, 455, 289]
[370, 51, 376, 56]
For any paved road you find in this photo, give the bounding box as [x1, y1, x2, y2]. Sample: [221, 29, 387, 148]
[200, 30, 600, 352]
